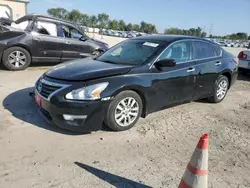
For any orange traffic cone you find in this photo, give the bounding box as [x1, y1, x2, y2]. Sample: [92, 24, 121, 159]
[178, 133, 208, 188]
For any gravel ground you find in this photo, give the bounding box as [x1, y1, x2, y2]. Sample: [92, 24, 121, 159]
[0, 37, 250, 188]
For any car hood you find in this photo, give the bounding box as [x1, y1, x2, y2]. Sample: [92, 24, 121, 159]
[45, 57, 133, 81]
[89, 38, 109, 50]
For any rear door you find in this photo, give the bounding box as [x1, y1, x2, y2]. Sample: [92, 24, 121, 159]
[192, 40, 222, 99]
[59, 24, 93, 61]
[31, 20, 64, 63]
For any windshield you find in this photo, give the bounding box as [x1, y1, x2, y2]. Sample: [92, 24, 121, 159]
[13, 20, 31, 30]
[97, 40, 162, 65]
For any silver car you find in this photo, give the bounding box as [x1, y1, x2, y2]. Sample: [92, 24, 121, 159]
[238, 50, 250, 71]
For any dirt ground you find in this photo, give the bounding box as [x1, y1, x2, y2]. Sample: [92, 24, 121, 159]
[0, 38, 250, 188]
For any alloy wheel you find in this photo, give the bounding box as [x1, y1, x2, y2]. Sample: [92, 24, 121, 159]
[217, 80, 228, 100]
[8, 51, 27, 68]
[114, 97, 139, 127]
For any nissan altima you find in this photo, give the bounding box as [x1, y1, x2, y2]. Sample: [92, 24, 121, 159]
[34, 35, 238, 132]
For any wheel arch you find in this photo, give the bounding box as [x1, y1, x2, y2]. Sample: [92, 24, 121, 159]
[220, 70, 232, 89]
[2, 44, 32, 59]
[112, 85, 148, 118]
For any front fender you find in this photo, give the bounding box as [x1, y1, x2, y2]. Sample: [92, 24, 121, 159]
[86, 74, 153, 117]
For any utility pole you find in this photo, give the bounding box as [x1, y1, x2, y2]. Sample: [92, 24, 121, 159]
[209, 24, 214, 37]
[202, 26, 206, 37]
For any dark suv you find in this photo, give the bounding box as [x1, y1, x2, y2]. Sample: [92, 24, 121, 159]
[0, 14, 109, 70]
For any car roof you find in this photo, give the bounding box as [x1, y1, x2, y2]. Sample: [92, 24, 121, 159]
[132, 34, 213, 43]
[16, 14, 75, 26]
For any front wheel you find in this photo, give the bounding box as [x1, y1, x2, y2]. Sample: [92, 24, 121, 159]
[208, 75, 229, 103]
[104, 91, 143, 131]
[2, 47, 31, 70]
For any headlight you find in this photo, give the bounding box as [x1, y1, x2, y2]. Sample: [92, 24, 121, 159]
[65, 82, 109, 100]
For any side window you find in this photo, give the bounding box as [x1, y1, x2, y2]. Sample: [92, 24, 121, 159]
[61, 25, 83, 40]
[214, 45, 222, 56]
[35, 21, 57, 36]
[159, 41, 191, 63]
[193, 41, 217, 59]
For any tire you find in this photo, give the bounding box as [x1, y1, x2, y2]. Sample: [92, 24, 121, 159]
[208, 75, 229, 103]
[2, 47, 31, 70]
[104, 90, 143, 131]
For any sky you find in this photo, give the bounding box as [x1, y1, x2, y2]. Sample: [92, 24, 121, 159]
[28, 0, 250, 36]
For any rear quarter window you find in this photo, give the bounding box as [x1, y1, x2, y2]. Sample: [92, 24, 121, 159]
[214, 45, 222, 56]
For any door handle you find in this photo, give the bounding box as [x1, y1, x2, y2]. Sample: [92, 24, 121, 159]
[65, 41, 71, 44]
[215, 62, 221, 66]
[187, 68, 195, 73]
[34, 38, 41, 42]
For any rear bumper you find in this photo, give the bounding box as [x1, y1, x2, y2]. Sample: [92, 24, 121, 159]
[238, 59, 250, 70]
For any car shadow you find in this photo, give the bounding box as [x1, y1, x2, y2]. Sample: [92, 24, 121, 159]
[2, 87, 110, 135]
[74, 162, 152, 188]
[237, 72, 250, 81]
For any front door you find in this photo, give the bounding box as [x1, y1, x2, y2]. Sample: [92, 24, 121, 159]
[31, 20, 64, 63]
[191, 41, 221, 99]
[59, 24, 92, 61]
[149, 40, 196, 112]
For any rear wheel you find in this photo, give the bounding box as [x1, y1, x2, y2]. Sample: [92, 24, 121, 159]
[208, 75, 229, 103]
[2, 47, 31, 70]
[104, 91, 142, 131]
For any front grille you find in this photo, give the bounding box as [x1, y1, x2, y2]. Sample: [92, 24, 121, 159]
[36, 79, 62, 99]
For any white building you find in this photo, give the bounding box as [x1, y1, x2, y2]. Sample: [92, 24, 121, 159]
[0, 0, 29, 20]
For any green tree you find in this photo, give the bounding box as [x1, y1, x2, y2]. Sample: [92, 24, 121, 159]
[67, 9, 82, 23]
[97, 13, 109, 29]
[108, 20, 119, 30]
[90, 15, 98, 28]
[140, 21, 147, 32]
[132, 24, 140, 32]
[236, 32, 248, 40]
[47, 8, 69, 20]
[164, 27, 205, 37]
[118, 20, 126, 31]
[126, 23, 133, 31]
[80, 13, 90, 27]
[201, 32, 207, 38]
[248, 36, 250, 40]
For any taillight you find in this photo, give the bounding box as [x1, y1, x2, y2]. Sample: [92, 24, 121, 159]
[233, 57, 239, 65]
[238, 51, 247, 59]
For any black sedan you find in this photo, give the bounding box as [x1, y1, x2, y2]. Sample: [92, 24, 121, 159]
[0, 14, 108, 70]
[34, 35, 238, 132]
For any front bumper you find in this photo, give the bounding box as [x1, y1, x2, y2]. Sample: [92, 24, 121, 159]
[35, 90, 111, 133]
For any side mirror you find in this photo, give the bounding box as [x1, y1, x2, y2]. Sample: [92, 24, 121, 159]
[79, 36, 87, 41]
[155, 59, 176, 68]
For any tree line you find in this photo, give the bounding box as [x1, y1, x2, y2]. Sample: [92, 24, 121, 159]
[47, 8, 249, 40]
[209, 32, 249, 40]
[164, 27, 207, 38]
[47, 8, 157, 33]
